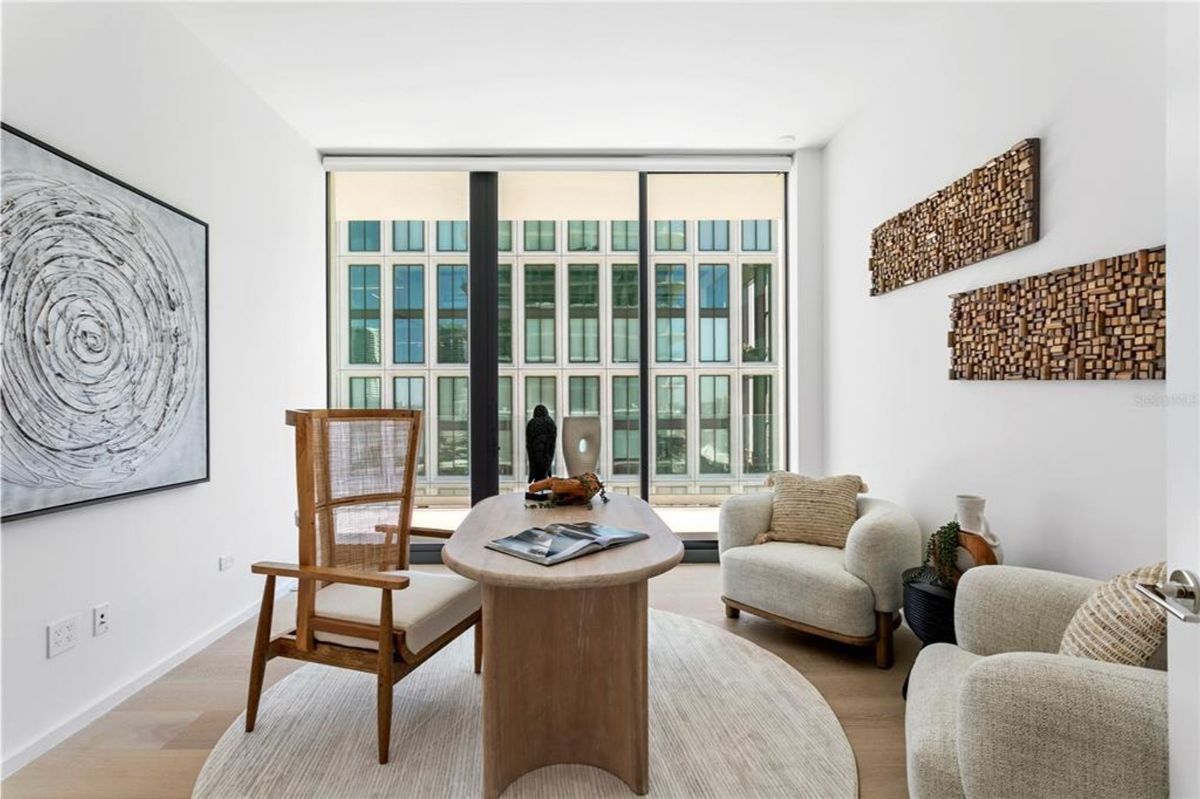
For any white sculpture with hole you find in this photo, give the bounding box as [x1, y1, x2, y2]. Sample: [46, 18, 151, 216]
[561, 416, 601, 477]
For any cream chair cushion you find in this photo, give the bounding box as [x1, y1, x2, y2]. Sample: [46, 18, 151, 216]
[314, 571, 480, 654]
[721, 541, 875, 637]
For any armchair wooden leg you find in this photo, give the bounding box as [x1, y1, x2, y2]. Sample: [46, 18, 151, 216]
[474, 618, 483, 675]
[724, 603, 740, 619]
[245, 575, 276, 732]
[874, 611, 895, 670]
[377, 590, 395, 765]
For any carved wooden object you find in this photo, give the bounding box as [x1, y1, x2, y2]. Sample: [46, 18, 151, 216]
[870, 139, 1040, 295]
[948, 247, 1165, 381]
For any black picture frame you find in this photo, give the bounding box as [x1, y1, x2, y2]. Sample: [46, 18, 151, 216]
[1, 122, 210, 522]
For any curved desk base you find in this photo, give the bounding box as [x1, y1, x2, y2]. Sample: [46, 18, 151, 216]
[482, 581, 649, 799]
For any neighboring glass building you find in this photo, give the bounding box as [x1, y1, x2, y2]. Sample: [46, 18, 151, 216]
[330, 175, 784, 507]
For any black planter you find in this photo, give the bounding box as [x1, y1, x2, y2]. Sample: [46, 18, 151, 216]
[901, 567, 958, 699]
[904, 579, 957, 646]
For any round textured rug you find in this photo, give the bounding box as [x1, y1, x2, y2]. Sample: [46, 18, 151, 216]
[193, 610, 857, 798]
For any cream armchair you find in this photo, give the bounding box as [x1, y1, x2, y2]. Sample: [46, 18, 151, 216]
[718, 492, 922, 668]
[906, 565, 1168, 799]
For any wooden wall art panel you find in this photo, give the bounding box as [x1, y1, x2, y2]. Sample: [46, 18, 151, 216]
[869, 139, 1040, 295]
[948, 247, 1165, 381]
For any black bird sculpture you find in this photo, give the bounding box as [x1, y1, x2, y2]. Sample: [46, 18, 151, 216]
[525, 404, 557, 484]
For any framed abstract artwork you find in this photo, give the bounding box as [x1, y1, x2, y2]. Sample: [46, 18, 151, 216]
[1, 124, 209, 521]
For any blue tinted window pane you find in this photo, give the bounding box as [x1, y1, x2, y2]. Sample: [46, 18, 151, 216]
[393, 264, 424, 364]
[437, 377, 469, 475]
[742, 219, 772, 251]
[568, 221, 599, 251]
[743, 376, 774, 472]
[655, 264, 686, 308]
[698, 220, 728, 251]
[393, 376, 425, 473]
[437, 220, 468, 252]
[524, 264, 556, 362]
[655, 376, 687, 474]
[524, 220, 555, 251]
[392, 220, 423, 252]
[348, 264, 381, 364]
[612, 220, 638, 251]
[612, 376, 640, 475]
[348, 220, 381, 252]
[743, 263, 772, 361]
[498, 264, 512, 362]
[498, 221, 512, 252]
[437, 264, 468, 362]
[654, 262, 686, 362]
[655, 220, 685, 251]
[349, 377, 381, 409]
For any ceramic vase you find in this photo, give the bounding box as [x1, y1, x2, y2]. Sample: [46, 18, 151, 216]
[954, 494, 1004, 564]
[562, 416, 601, 477]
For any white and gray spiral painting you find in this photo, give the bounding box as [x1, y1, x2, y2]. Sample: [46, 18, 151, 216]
[1, 128, 208, 519]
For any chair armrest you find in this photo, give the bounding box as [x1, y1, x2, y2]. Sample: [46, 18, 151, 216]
[374, 523, 454, 540]
[718, 492, 773, 554]
[251, 561, 410, 591]
[844, 497, 923, 613]
[955, 565, 1098, 655]
[957, 652, 1167, 799]
[413, 526, 454, 540]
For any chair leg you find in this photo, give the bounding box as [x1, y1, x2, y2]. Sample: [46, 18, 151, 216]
[874, 611, 895, 669]
[245, 575, 276, 732]
[474, 618, 483, 675]
[724, 602, 740, 619]
[377, 590, 395, 765]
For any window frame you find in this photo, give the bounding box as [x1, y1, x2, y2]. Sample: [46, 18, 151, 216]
[435, 262, 470, 364]
[523, 220, 557, 252]
[436, 220, 469, 252]
[391, 220, 425, 252]
[567, 262, 602, 363]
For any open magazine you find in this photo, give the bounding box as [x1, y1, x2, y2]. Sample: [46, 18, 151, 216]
[486, 521, 648, 566]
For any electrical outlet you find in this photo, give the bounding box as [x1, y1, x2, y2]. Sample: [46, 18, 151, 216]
[93, 603, 110, 637]
[218, 553, 235, 572]
[47, 616, 78, 658]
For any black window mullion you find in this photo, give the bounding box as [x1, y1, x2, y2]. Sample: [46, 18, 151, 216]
[638, 173, 650, 500]
[468, 172, 499, 504]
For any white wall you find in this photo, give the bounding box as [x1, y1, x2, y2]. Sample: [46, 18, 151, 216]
[823, 3, 1167, 579]
[0, 3, 325, 774]
[1165, 3, 1200, 794]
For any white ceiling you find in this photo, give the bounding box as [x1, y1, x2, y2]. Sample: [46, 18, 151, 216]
[168, 2, 944, 153]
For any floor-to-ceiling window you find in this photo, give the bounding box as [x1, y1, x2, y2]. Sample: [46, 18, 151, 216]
[645, 173, 785, 503]
[329, 172, 471, 502]
[329, 169, 785, 508]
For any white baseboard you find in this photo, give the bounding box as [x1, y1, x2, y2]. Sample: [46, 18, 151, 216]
[1, 582, 293, 780]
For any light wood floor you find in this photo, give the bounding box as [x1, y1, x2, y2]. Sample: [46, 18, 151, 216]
[1, 563, 917, 799]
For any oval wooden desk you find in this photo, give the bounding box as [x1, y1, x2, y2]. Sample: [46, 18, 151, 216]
[443, 493, 683, 799]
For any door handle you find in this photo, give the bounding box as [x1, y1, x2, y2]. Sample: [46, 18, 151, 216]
[1136, 569, 1200, 622]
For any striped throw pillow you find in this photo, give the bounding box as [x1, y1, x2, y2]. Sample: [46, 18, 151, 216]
[1060, 562, 1167, 666]
[754, 472, 869, 549]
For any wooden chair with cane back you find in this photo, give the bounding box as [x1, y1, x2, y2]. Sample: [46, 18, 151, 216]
[244, 409, 482, 764]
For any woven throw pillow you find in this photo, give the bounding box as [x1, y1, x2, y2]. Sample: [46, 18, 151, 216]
[1059, 562, 1167, 666]
[754, 472, 869, 549]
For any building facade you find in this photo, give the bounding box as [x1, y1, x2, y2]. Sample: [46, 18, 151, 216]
[330, 192, 784, 506]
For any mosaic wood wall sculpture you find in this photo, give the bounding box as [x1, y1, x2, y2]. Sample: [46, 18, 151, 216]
[869, 139, 1040, 295]
[948, 247, 1166, 381]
